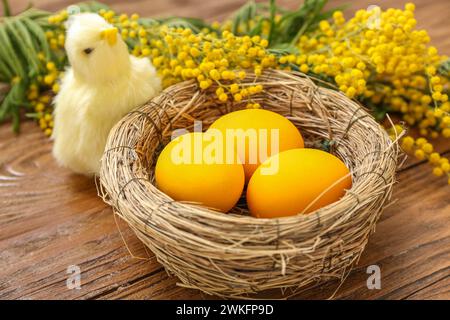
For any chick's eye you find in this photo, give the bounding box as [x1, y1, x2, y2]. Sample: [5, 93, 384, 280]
[83, 48, 94, 55]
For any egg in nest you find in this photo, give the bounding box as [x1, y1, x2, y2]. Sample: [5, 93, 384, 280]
[247, 148, 352, 218]
[208, 109, 304, 182]
[155, 132, 245, 212]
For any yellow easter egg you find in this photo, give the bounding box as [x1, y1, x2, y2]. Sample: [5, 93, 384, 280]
[247, 148, 352, 218]
[155, 132, 245, 212]
[208, 109, 304, 182]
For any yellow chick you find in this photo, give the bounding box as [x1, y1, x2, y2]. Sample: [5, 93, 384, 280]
[52, 13, 161, 176]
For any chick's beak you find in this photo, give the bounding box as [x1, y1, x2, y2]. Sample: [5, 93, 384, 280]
[100, 27, 118, 46]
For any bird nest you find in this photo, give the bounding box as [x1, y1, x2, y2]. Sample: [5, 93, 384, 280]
[98, 70, 401, 299]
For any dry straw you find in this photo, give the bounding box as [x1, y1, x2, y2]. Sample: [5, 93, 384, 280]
[98, 70, 402, 299]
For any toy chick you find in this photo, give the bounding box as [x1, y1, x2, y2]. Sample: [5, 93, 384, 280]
[52, 13, 161, 175]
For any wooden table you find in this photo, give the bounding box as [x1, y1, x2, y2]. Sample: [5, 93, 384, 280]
[1, 0, 449, 300]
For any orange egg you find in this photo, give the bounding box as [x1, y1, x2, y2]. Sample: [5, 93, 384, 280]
[247, 148, 352, 218]
[155, 132, 245, 212]
[208, 109, 304, 182]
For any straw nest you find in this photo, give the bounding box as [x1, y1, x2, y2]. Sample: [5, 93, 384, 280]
[98, 70, 401, 299]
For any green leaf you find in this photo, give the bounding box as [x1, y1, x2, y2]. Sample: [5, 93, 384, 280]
[5, 18, 40, 77]
[18, 8, 49, 20]
[0, 55, 13, 80]
[438, 58, 450, 77]
[76, 1, 110, 12]
[0, 22, 24, 78]
[248, 17, 265, 36]
[231, 1, 257, 35]
[22, 17, 51, 59]
[0, 82, 20, 121]
[268, 0, 276, 45]
[158, 16, 212, 33]
[286, 0, 327, 45]
[12, 100, 20, 132]
[268, 43, 299, 55]
[138, 17, 160, 28]
[2, 0, 12, 17]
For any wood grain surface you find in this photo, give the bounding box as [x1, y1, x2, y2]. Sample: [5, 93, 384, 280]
[0, 0, 449, 300]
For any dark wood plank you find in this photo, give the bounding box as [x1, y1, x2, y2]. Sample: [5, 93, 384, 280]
[0, 0, 449, 300]
[0, 121, 153, 300]
[404, 275, 450, 300]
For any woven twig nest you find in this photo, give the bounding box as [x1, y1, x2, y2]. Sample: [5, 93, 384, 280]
[98, 70, 400, 299]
